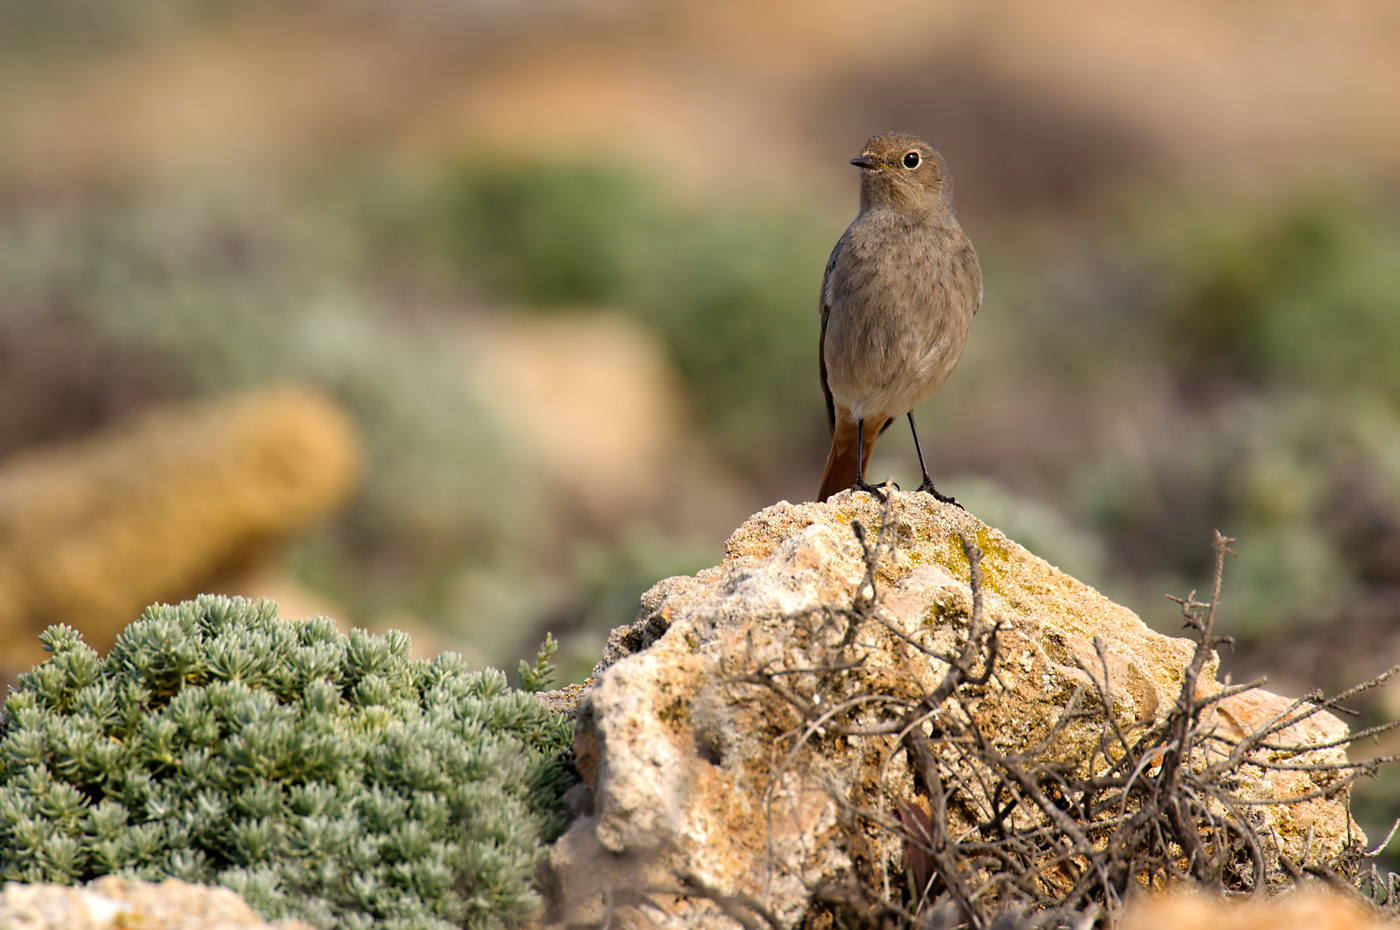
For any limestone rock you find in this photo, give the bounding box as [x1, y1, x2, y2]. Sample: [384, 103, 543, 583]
[547, 491, 1360, 928]
[0, 876, 315, 930]
[0, 385, 361, 671]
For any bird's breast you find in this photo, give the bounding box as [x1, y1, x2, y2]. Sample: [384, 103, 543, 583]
[822, 216, 979, 419]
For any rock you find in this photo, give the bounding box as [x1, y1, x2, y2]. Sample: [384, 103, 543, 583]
[0, 876, 316, 930]
[1121, 888, 1393, 930]
[546, 491, 1361, 928]
[0, 385, 361, 672]
[467, 315, 686, 510]
[463, 313, 750, 531]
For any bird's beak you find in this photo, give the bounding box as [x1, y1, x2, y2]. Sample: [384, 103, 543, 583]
[850, 155, 881, 169]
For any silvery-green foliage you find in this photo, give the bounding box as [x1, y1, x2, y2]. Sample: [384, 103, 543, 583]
[0, 596, 574, 930]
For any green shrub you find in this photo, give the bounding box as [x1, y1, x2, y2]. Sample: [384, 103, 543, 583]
[1155, 193, 1400, 397]
[434, 162, 647, 308]
[0, 596, 575, 930]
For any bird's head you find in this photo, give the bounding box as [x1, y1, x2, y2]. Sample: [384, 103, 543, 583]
[851, 132, 952, 214]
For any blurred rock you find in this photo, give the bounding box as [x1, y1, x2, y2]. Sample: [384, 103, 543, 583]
[208, 565, 347, 627]
[466, 313, 745, 528]
[0, 876, 315, 930]
[0, 385, 361, 672]
[1121, 888, 1392, 930]
[547, 491, 1359, 928]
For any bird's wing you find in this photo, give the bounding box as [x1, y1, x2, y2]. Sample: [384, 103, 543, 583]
[967, 238, 983, 315]
[819, 231, 847, 435]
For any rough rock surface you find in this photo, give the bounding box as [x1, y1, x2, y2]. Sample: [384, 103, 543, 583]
[546, 491, 1360, 928]
[0, 385, 361, 671]
[0, 876, 316, 930]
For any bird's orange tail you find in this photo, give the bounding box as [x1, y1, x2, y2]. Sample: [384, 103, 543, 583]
[817, 440, 858, 503]
[816, 414, 889, 502]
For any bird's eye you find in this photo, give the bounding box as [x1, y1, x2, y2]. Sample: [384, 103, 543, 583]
[902, 151, 921, 169]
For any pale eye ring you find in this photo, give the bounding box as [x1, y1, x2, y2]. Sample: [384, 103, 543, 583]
[902, 151, 921, 169]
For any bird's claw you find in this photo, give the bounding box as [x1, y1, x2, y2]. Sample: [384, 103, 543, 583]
[915, 480, 963, 510]
[852, 478, 896, 503]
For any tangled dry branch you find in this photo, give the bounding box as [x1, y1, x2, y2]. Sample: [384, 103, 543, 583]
[730, 498, 1400, 930]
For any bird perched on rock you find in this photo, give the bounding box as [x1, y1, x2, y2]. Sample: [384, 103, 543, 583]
[816, 131, 982, 504]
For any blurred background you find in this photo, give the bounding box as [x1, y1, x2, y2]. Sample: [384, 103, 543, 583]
[2, 0, 1400, 840]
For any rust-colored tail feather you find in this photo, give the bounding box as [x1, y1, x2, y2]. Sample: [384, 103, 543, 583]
[817, 441, 858, 503]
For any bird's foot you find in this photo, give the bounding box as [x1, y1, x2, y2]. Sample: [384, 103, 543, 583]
[915, 479, 963, 510]
[852, 478, 896, 502]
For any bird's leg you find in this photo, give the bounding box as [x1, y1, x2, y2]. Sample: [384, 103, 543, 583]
[852, 417, 891, 501]
[909, 412, 962, 509]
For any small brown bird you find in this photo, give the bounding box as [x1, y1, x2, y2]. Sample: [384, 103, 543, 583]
[816, 131, 982, 503]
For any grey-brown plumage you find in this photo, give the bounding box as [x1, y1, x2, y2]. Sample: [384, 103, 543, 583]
[816, 131, 982, 503]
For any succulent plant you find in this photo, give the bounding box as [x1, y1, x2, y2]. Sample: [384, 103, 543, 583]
[0, 595, 574, 930]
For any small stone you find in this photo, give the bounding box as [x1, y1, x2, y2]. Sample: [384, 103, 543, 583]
[0, 877, 318, 930]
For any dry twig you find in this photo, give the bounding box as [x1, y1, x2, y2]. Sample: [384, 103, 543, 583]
[728, 514, 1400, 930]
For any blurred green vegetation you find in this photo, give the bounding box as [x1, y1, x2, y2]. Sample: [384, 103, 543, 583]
[0, 0, 246, 63]
[0, 160, 840, 672]
[434, 163, 646, 307]
[2, 0, 1398, 658]
[5, 162, 1400, 659]
[1155, 193, 1400, 399]
[1100, 194, 1400, 632]
[423, 159, 835, 474]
